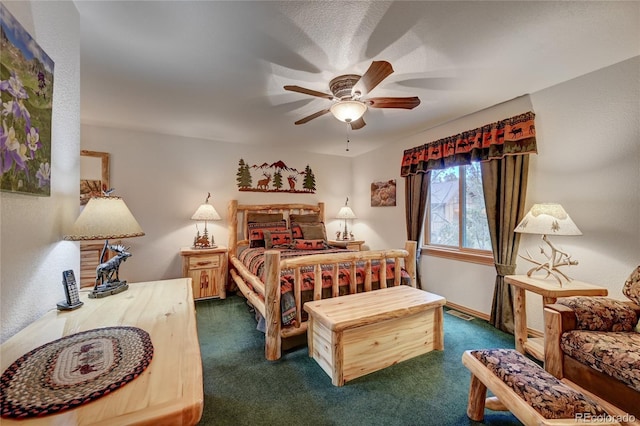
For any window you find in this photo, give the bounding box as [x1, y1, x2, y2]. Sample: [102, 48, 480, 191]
[424, 163, 493, 265]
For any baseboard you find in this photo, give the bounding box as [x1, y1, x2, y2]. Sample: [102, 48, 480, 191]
[445, 302, 489, 321]
[445, 301, 543, 338]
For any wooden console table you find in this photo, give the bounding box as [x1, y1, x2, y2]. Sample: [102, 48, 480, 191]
[505, 275, 608, 362]
[0, 278, 203, 425]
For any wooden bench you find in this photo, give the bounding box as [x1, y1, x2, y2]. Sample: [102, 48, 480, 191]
[303, 285, 445, 386]
[462, 348, 625, 426]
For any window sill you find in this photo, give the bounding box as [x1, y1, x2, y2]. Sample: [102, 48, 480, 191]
[421, 246, 494, 266]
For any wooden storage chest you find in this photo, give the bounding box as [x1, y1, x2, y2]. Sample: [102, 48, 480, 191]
[304, 285, 446, 386]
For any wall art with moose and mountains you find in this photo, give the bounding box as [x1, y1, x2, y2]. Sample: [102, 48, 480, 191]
[236, 159, 316, 193]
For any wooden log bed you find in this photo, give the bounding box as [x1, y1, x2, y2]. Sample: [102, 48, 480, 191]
[227, 200, 417, 361]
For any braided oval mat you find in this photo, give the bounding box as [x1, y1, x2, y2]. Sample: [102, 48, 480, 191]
[1, 326, 153, 419]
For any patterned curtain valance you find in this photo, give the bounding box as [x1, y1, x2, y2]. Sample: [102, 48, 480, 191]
[400, 111, 537, 176]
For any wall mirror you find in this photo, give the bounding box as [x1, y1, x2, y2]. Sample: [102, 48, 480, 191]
[80, 150, 110, 205]
[79, 150, 111, 287]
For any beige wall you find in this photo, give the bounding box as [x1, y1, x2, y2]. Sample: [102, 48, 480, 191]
[520, 57, 640, 330]
[1, 2, 638, 343]
[0, 1, 81, 342]
[80, 125, 353, 283]
[82, 57, 640, 334]
[354, 56, 640, 332]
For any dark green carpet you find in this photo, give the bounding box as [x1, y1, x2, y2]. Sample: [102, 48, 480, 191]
[196, 295, 523, 426]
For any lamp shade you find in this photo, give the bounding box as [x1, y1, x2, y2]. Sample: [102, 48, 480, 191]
[191, 203, 221, 221]
[336, 206, 357, 220]
[514, 203, 582, 236]
[330, 100, 367, 123]
[64, 196, 145, 241]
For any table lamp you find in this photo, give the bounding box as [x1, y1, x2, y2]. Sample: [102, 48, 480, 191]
[336, 197, 357, 241]
[191, 192, 221, 248]
[65, 195, 145, 298]
[514, 203, 582, 285]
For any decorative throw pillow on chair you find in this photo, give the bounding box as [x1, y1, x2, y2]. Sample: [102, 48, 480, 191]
[622, 265, 640, 332]
[623, 266, 640, 305]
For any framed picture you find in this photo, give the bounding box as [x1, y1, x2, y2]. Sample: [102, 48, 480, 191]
[371, 180, 397, 207]
[80, 150, 109, 205]
[0, 4, 55, 196]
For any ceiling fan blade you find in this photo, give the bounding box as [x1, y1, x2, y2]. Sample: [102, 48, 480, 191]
[349, 117, 366, 130]
[352, 60, 394, 97]
[284, 85, 334, 100]
[367, 96, 421, 109]
[294, 108, 331, 125]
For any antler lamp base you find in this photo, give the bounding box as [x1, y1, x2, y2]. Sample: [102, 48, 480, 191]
[519, 234, 579, 286]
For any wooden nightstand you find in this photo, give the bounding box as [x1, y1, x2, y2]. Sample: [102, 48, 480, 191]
[328, 240, 365, 251]
[505, 274, 608, 361]
[181, 246, 228, 300]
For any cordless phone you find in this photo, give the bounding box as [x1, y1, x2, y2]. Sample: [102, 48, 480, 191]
[57, 270, 84, 310]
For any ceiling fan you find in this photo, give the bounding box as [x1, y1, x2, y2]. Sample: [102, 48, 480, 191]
[284, 60, 420, 130]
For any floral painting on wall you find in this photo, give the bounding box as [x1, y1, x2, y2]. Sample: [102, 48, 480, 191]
[371, 179, 396, 206]
[0, 4, 54, 196]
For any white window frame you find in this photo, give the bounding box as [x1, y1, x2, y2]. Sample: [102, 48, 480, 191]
[423, 164, 494, 266]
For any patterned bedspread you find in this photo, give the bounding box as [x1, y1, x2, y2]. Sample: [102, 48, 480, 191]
[238, 247, 410, 327]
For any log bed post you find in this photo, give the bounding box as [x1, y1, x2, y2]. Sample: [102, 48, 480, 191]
[228, 200, 238, 256]
[264, 249, 282, 361]
[405, 241, 417, 288]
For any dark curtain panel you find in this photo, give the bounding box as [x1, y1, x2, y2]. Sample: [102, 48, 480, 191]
[404, 171, 430, 289]
[480, 155, 530, 334]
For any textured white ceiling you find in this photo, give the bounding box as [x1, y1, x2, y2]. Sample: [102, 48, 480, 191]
[75, 1, 640, 157]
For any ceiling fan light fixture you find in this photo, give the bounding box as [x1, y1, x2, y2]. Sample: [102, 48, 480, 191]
[330, 100, 367, 123]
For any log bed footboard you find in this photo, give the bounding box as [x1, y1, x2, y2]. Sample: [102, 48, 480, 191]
[230, 241, 417, 360]
[227, 199, 417, 360]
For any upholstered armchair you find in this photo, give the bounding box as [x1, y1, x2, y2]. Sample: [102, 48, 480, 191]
[544, 266, 640, 417]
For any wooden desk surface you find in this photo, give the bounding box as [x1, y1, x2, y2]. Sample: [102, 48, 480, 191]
[0, 278, 203, 426]
[304, 286, 446, 332]
[505, 275, 608, 298]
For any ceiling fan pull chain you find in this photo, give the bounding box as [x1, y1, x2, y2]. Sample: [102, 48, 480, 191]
[345, 123, 350, 152]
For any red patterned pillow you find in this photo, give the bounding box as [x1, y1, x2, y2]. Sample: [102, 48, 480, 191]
[290, 222, 304, 239]
[263, 229, 292, 249]
[248, 220, 287, 248]
[291, 239, 328, 250]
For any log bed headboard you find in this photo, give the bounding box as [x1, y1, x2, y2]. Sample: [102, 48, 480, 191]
[227, 200, 325, 256]
[226, 200, 418, 361]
